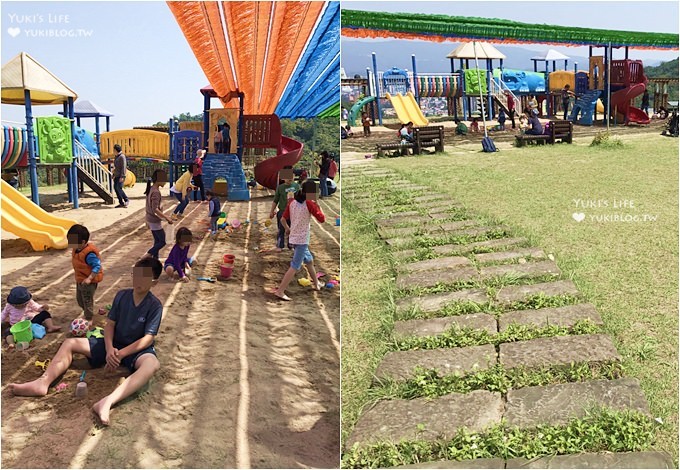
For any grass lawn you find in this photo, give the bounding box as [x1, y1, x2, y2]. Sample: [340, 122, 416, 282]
[341, 133, 678, 462]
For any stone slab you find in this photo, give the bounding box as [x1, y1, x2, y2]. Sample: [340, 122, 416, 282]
[394, 458, 505, 469]
[394, 313, 498, 339]
[380, 225, 443, 239]
[376, 344, 497, 381]
[433, 238, 528, 256]
[391, 249, 417, 261]
[414, 194, 449, 203]
[496, 280, 580, 305]
[385, 237, 410, 247]
[397, 266, 479, 290]
[505, 378, 650, 428]
[346, 390, 504, 448]
[440, 220, 481, 232]
[452, 226, 509, 238]
[475, 247, 547, 264]
[399, 256, 473, 273]
[375, 214, 429, 228]
[397, 288, 490, 313]
[506, 451, 675, 469]
[499, 303, 603, 331]
[428, 211, 457, 220]
[500, 334, 621, 369]
[480, 260, 561, 280]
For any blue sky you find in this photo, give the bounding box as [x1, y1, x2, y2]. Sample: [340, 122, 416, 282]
[343, 1, 679, 64]
[1, 1, 678, 132]
[1, 1, 205, 130]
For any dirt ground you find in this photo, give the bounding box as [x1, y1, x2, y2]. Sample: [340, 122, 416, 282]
[1, 182, 341, 468]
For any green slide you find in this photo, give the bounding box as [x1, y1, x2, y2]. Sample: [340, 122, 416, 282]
[348, 96, 375, 127]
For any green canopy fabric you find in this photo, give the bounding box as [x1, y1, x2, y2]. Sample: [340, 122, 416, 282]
[341, 10, 679, 50]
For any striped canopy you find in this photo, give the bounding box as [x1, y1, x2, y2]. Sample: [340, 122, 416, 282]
[341, 10, 679, 51]
[168, 1, 340, 119]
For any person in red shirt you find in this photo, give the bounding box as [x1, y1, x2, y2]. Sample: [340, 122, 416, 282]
[506, 92, 516, 129]
[193, 149, 206, 202]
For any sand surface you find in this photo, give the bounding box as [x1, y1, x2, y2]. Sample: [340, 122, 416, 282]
[1, 183, 341, 468]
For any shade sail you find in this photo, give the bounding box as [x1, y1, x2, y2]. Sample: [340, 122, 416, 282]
[169, 1, 340, 118]
[341, 10, 679, 50]
[532, 49, 570, 61]
[447, 42, 506, 59]
[58, 99, 113, 117]
[1, 52, 78, 105]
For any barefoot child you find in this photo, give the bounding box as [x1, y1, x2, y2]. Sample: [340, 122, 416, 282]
[2, 286, 61, 342]
[144, 170, 174, 260]
[67, 224, 103, 324]
[269, 167, 299, 251]
[164, 227, 195, 283]
[9, 258, 165, 427]
[273, 180, 325, 301]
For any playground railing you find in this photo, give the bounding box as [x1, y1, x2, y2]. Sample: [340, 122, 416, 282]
[491, 78, 521, 112]
[74, 140, 113, 194]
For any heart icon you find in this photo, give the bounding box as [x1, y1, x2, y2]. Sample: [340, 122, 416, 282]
[572, 212, 586, 222]
[7, 27, 20, 38]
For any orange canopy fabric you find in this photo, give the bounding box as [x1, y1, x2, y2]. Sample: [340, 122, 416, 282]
[168, 1, 325, 114]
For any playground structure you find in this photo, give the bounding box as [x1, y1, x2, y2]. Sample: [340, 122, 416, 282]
[342, 9, 678, 128]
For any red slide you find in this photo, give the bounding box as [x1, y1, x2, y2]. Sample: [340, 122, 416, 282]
[611, 82, 650, 125]
[253, 136, 304, 190]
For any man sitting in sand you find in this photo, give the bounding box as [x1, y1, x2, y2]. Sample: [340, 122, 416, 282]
[9, 258, 164, 426]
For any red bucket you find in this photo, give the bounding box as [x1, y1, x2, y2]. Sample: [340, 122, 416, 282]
[220, 265, 233, 278]
[223, 254, 235, 264]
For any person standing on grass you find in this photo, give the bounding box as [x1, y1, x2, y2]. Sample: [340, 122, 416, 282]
[112, 144, 129, 208]
[143, 170, 173, 260]
[561, 84, 575, 120]
[9, 257, 165, 427]
[273, 180, 325, 301]
[506, 91, 516, 129]
[193, 149, 207, 202]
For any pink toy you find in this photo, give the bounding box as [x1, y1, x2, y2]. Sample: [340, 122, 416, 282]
[55, 383, 68, 392]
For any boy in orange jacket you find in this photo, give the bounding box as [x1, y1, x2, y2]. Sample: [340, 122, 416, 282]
[67, 224, 104, 323]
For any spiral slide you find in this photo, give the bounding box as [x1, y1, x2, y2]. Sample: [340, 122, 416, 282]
[386, 91, 429, 127]
[1, 180, 77, 251]
[611, 82, 650, 125]
[253, 136, 304, 190]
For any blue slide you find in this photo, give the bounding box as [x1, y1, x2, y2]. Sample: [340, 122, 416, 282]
[569, 89, 601, 126]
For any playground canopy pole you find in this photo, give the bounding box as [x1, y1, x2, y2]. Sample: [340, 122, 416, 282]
[168, 118, 175, 186]
[238, 92, 244, 161]
[372, 52, 383, 126]
[24, 90, 39, 205]
[412, 54, 420, 106]
[68, 96, 79, 209]
[473, 42, 489, 139]
[607, 43, 612, 130]
[203, 92, 211, 149]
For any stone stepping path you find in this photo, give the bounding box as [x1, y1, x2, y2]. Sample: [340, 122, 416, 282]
[346, 391, 504, 448]
[344, 170, 660, 467]
[393, 313, 498, 339]
[376, 345, 497, 382]
[499, 303, 603, 331]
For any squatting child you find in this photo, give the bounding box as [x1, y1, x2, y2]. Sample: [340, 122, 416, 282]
[164, 227, 195, 283]
[2, 286, 61, 343]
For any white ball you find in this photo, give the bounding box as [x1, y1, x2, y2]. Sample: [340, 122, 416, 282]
[70, 318, 89, 337]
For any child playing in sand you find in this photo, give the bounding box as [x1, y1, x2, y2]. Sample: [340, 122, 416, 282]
[273, 180, 326, 301]
[67, 224, 103, 323]
[470, 117, 480, 133]
[207, 190, 222, 237]
[164, 227, 195, 283]
[269, 167, 300, 251]
[144, 170, 174, 260]
[9, 258, 164, 426]
[2, 286, 61, 343]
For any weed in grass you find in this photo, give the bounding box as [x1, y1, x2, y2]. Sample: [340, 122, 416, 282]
[590, 131, 624, 148]
[393, 320, 600, 351]
[508, 294, 581, 311]
[341, 408, 656, 468]
[396, 301, 500, 321]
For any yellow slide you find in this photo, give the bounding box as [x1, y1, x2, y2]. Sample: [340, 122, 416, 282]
[386, 91, 429, 127]
[0, 180, 78, 251]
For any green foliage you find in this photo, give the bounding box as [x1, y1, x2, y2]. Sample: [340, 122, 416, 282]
[590, 131, 624, 148]
[280, 117, 340, 168]
[393, 320, 600, 351]
[645, 58, 679, 102]
[397, 301, 500, 321]
[153, 111, 203, 126]
[341, 408, 656, 468]
[508, 294, 581, 311]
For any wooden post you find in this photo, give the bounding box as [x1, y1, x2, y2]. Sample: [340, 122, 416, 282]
[47, 167, 54, 186]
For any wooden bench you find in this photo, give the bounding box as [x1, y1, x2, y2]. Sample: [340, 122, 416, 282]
[413, 126, 445, 154]
[515, 121, 573, 147]
[376, 141, 414, 157]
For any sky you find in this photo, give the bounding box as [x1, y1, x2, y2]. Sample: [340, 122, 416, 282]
[1, 1, 206, 130]
[1, 1, 678, 132]
[342, 1, 679, 64]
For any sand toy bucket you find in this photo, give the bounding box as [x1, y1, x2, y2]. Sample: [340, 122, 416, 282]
[220, 265, 233, 278]
[223, 254, 235, 265]
[10, 320, 33, 343]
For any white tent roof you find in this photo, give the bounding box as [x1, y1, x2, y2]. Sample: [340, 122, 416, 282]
[1, 52, 77, 105]
[531, 49, 570, 61]
[447, 42, 506, 60]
